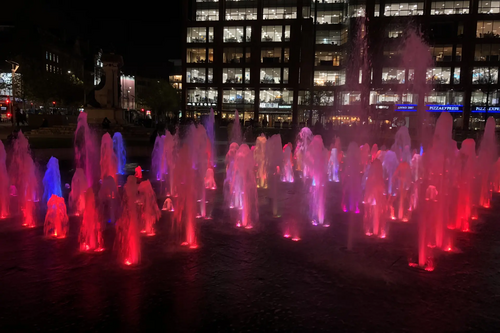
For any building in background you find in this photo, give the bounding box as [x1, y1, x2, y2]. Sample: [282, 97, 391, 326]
[182, 0, 500, 130]
[120, 74, 136, 110]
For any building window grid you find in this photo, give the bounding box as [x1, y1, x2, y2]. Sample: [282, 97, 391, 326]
[430, 1, 470, 15]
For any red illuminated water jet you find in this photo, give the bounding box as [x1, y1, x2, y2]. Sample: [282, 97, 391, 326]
[44, 195, 69, 239]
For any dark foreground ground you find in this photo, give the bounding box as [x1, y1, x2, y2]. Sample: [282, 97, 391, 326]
[0, 164, 500, 333]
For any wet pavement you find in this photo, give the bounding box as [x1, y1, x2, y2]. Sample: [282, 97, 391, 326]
[1, 169, 500, 332]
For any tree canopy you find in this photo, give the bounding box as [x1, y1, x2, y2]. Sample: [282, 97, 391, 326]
[137, 79, 179, 117]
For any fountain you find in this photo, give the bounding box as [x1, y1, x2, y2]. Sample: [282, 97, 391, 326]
[42, 157, 62, 203]
[282, 143, 294, 183]
[115, 175, 141, 265]
[477, 117, 498, 208]
[294, 127, 314, 177]
[234, 144, 258, 228]
[363, 159, 387, 237]
[100, 133, 118, 181]
[79, 189, 104, 251]
[68, 168, 88, 216]
[0, 141, 9, 218]
[98, 175, 120, 224]
[113, 132, 126, 175]
[230, 110, 242, 145]
[162, 198, 174, 212]
[456, 139, 476, 231]
[205, 108, 216, 168]
[163, 131, 177, 196]
[224, 142, 240, 208]
[266, 134, 283, 217]
[173, 145, 198, 248]
[305, 135, 327, 226]
[390, 162, 412, 221]
[328, 147, 340, 182]
[254, 134, 267, 188]
[188, 124, 210, 218]
[138, 180, 161, 236]
[342, 142, 362, 213]
[151, 135, 165, 181]
[135, 166, 142, 179]
[44, 195, 69, 238]
[383, 150, 399, 196]
[75, 112, 98, 188]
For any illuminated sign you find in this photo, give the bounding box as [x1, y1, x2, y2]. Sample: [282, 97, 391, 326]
[395, 104, 417, 112]
[426, 105, 463, 112]
[260, 102, 278, 108]
[472, 106, 500, 113]
[187, 102, 217, 107]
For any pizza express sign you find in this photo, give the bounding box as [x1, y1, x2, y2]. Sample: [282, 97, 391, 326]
[426, 105, 463, 112]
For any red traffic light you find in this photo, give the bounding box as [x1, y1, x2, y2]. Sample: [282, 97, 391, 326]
[141, 108, 145, 112]
[52, 101, 56, 106]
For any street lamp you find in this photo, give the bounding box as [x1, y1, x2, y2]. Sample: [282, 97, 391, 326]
[6, 60, 19, 127]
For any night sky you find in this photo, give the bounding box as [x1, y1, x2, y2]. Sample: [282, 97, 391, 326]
[5, 0, 183, 69]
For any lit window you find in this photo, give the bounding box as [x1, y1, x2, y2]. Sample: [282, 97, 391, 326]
[315, 10, 344, 24]
[223, 89, 244, 104]
[429, 45, 453, 62]
[382, 68, 406, 84]
[472, 67, 499, 84]
[454, 68, 461, 84]
[315, 52, 342, 66]
[260, 68, 281, 84]
[196, 10, 219, 21]
[426, 67, 452, 84]
[476, 21, 500, 38]
[223, 26, 244, 43]
[261, 47, 282, 63]
[186, 48, 208, 63]
[479, 1, 500, 14]
[384, 2, 424, 16]
[262, 7, 297, 20]
[223, 68, 243, 84]
[225, 8, 257, 21]
[259, 89, 293, 106]
[261, 26, 283, 42]
[430, 1, 470, 15]
[474, 44, 500, 61]
[314, 70, 346, 86]
[186, 68, 206, 83]
[315, 30, 341, 45]
[223, 47, 245, 63]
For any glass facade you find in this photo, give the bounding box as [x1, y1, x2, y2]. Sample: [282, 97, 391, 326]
[183, 0, 500, 126]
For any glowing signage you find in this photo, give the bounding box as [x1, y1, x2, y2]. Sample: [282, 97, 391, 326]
[426, 105, 463, 112]
[472, 106, 500, 113]
[395, 104, 417, 112]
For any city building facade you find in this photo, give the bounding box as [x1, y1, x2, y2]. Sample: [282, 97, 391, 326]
[181, 0, 500, 130]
